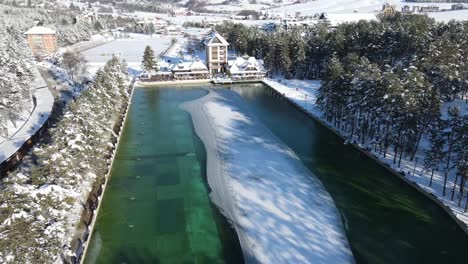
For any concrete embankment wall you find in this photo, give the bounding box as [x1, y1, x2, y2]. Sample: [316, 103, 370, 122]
[261, 81, 468, 236]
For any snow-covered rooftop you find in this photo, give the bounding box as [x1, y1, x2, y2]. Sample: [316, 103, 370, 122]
[24, 26, 56, 35]
[171, 59, 208, 72]
[228, 56, 266, 74]
[204, 32, 229, 46]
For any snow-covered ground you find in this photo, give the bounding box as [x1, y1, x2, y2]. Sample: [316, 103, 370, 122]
[182, 89, 354, 263]
[427, 9, 468, 22]
[121, 1, 467, 30]
[82, 34, 173, 75]
[267, 0, 468, 22]
[0, 58, 130, 263]
[61, 34, 114, 54]
[263, 78, 468, 228]
[268, 0, 459, 15]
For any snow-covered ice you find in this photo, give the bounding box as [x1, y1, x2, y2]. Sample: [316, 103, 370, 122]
[182, 89, 353, 263]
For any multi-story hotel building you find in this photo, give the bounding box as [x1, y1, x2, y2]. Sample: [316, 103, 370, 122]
[204, 32, 229, 75]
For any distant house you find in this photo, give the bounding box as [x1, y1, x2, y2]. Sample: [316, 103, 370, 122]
[171, 8, 188, 16]
[164, 25, 182, 35]
[227, 56, 267, 81]
[24, 26, 57, 54]
[281, 17, 318, 30]
[380, 3, 397, 17]
[154, 18, 168, 32]
[204, 32, 229, 74]
[401, 5, 412, 14]
[79, 12, 98, 23]
[452, 3, 464, 10]
[413, 5, 439, 13]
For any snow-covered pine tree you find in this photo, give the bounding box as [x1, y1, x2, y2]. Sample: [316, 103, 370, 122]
[141, 45, 156, 73]
[451, 114, 468, 201]
[424, 121, 445, 187]
[443, 106, 463, 196]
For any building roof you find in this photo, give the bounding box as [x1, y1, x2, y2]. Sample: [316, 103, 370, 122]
[25, 26, 56, 35]
[228, 56, 266, 74]
[171, 59, 208, 73]
[204, 32, 229, 46]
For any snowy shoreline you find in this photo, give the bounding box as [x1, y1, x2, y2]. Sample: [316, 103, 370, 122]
[182, 89, 354, 263]
[262, 79, 468, 234]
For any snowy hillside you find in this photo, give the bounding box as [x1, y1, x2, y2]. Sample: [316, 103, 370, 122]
[0, 57, 130, 263]
[201, 0, 468, 22]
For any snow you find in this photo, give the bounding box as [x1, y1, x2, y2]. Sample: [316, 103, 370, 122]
[325, 13, 377, 26]
[268, 0, 463, 15]
[263, 78, 468, 228]
[427, 9, 468, 22]
[182, 89, 353, 263]
[0, 68, 54, 164]
[205, 32, 230, 46]
[24, 26, 56, 35]
[82, 34, 173, 75]
[0, 55, 130, 262]
[441, 99, 468, 120]
[156, 38, 209, 75]
[228, 57, 266, 74]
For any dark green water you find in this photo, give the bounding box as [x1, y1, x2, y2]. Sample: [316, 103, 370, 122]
[229, 83, 468, 264]
[85, 86, 243, 264]
[86, 83, 468, 264]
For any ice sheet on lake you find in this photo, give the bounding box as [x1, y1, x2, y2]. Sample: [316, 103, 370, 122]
[182, 89, 354, 263]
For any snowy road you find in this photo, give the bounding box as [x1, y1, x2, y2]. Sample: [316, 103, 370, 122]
[0, 68, 54, 164]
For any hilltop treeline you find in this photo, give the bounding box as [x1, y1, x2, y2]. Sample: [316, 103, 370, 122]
[216, 15, 468, 205]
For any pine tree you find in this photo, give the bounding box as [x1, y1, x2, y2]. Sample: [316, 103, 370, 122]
[443, 107, 462, 196]
[141, 45, 156, 73]
[424, 121, 445, 186]
[451, 115, 468, 201]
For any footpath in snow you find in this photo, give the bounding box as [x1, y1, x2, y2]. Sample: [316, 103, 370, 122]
[0, 68, 54, 164]
[182, 89, 353, 264]
[263, 78, 468, 229]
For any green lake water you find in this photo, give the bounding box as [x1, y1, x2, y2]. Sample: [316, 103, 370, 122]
[230, 83, 468, 264]
[84, 86, 243, 264]
[85, 83, 468, 264]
